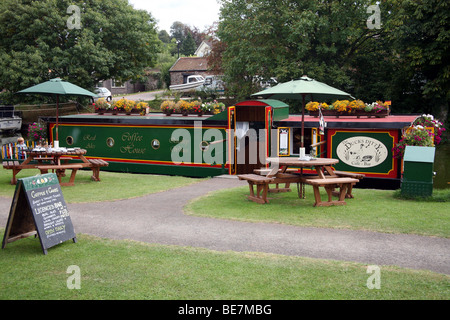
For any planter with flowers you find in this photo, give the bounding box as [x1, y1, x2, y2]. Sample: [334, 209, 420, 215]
[121, 99, 136, 115]
[28, 122, 47, 142]
[393, 114, 446, 159]
[176, 100, 191, 116]
[188, 100, 203, 116]
[93, 98, 111, 114]
[160, 100, 176, 116]
[201, 100, 226, 115]
[307, 100, 390, 118]
[135, 101, 149, 115]
[111, 99, 125, 114]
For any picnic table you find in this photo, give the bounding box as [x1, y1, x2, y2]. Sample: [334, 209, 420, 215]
[3, 148, 109, 186]
[239, 157, 361, 207]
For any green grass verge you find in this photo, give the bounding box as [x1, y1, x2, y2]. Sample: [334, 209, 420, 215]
[0, 232, 448, 300]
[185, 186, 450, 238]
[0, 168, 203, 203]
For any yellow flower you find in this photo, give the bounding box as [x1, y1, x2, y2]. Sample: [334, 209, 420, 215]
[160, 100, 175, 111]
[306, 101, 319, 111]
[333, 100, 350, 112]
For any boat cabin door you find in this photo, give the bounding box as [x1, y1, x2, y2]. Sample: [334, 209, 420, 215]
[228, 103, 271, 175]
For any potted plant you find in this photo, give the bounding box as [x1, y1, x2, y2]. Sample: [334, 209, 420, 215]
[123, 99, 136, 115]
[109, 100, 121, 115]
[176, 100, 191, 116]
[135, 101, 149, 115]
[392, 125, 434, 159]
[160, 100, 175, 115]
[190, 100, 202, 115]
[93, 98, 110, 114]
[308, 100, 390, 118]
[28, 122, 47, 142]
[213, 101, 226, 115]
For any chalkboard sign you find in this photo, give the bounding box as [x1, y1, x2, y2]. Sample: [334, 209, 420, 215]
[2, 173, 76, 255]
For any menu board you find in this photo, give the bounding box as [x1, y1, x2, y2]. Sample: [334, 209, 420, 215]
[2, 173, 76, 255]
[278, 128, 290, 156]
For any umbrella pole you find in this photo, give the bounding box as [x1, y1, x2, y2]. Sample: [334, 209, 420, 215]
[301, 94, 305, 148]
[55, 95, 59, 144]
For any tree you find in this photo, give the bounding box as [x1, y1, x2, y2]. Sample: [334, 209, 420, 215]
[385, 0, 449, 116]
[216, 0, 449, 118]
[0, 0, 161, 102]
[180, 32, 197, 56]
[217, 0, 379, 103]
[169, 21, 207, 57]
[158, 30, 171, 44]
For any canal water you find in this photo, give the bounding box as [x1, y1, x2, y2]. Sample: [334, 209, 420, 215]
[434, 143, 450, 189]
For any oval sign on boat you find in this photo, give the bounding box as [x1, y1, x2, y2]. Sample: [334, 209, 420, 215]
[336, 136, 388, 168]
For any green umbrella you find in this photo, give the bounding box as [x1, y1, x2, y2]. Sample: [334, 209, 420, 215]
[252, 76, 354, 147]
[17, 78, 98, 143]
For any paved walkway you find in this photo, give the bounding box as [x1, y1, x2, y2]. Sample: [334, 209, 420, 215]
[1, 176, 449, 275]
[112, 90, 165, 101]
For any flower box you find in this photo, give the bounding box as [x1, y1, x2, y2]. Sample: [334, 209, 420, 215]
[309, 109, 389, 118]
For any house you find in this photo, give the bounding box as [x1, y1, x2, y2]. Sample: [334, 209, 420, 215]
[169, 57, 213, 86]
[99, 79, 145, 96]
[98, 68, 161, 96]
[194, 40, 212, 57]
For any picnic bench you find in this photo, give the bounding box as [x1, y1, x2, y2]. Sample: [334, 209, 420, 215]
[2, 148, 109, 186]
[238, 166, 304, 204]
[37, 164, 83, 186]
[331, 171, 365, 198]
[239, 157, 362, 207]
[87, 159, 109, 181]
[253, 167, 299, 193]
[237, 174, 274, 204]
[304, 177, 360, 207]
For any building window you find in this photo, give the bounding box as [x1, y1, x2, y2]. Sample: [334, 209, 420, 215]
[112, 79, 125, 88]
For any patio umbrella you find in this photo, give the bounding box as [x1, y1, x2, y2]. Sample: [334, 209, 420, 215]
[17, 78, 98, 146]
[252, 76, 354, 148]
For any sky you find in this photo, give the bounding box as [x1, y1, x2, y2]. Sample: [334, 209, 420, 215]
[128, 0, 222, 33]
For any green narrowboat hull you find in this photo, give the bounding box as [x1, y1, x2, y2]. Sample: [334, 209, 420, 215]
[48, 114, 230, 178]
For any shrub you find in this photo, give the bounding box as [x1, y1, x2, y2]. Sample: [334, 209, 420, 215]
[28, 122, 47, 142]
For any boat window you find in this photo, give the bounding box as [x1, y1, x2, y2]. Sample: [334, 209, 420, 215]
[106, 137, 115, 147]
[151, 139, 160, 150]
[66, 136, 74, 146]
[200, 141, 209, 151]
[293, 128, 313, 155]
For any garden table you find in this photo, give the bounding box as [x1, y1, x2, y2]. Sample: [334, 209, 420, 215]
[3, 148, 108, 186]
[265, 157, 359, 206]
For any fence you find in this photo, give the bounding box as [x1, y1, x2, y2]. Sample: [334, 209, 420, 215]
[1, 140, 46, 160]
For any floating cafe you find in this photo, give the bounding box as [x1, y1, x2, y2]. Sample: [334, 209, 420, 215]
[38, 98, 429, 190]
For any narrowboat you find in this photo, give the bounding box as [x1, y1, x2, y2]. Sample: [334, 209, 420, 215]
[45, 99, 419, 189]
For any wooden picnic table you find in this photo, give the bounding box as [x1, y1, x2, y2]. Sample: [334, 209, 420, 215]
[266, 157, 359, 206]
[238, 157, 360, 206]
[3, 148, 109, 186]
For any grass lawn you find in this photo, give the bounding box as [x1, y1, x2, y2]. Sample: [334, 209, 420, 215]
[185, 186, 450, 238]
[0, 168, 203, 203]
[0, 168, 448, 300]
[0, 232, 448, 300]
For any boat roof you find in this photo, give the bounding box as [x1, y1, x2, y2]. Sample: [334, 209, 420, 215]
[277, 114, 419, 129]
[53, 111, 419, 130]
